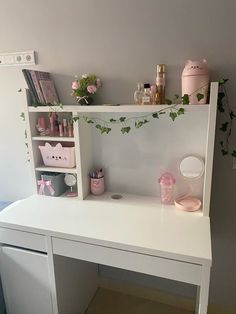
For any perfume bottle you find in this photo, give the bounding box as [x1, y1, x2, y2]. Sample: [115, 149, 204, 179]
[150, 84, 157, 105]
[134, 83, 143, 105]
[142, 83, 151, 105]
[156, 64, 166, 104]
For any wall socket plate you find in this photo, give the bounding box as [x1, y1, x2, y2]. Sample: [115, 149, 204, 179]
[0, 51, 36, 66]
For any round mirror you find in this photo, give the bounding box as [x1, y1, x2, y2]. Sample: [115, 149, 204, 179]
[179, 156, 204, 179]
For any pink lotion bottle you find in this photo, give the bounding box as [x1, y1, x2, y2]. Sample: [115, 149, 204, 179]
[158, 172, 176, 204]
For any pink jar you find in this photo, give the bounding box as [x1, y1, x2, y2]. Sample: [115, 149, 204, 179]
[90, 177, 105, 195]
[158, 172, 176, 204]
[182, 59, 209, 104]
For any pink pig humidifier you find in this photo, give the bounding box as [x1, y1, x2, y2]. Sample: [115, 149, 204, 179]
[182, 59, 210, 104]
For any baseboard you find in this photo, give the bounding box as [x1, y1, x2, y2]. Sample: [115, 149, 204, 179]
[99, 277, 236, 314]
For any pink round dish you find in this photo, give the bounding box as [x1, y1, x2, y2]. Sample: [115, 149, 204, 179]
[174, 197, 201, 212]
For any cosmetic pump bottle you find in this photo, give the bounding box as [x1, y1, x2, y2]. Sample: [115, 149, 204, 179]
[156, 64, 166, 104]
[142, 83, 151, 105]
[134, 83, 144, 105]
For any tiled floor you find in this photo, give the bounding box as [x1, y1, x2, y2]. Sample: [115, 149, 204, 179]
[86, 288, 194, 314]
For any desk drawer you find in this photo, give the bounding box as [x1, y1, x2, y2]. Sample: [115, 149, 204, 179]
[53, 237, 201, 285]
[0, 227, 47, 252]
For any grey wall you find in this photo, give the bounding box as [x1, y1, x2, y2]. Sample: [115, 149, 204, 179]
[0, 0, 235, 309]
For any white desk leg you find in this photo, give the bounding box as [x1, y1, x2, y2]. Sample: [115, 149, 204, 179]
[196, 266, 211, 314]
[46, 236, 59, 314]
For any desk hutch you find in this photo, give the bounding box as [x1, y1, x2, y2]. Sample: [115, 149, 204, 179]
[0, 82, 218, 314]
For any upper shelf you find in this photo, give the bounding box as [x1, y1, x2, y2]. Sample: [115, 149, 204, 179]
[28, 104, 210, 113]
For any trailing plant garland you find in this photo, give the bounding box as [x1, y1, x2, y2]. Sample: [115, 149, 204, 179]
[20, 79, 234, 156]
[217, 79, 236, 157]
[73, 103, 186, 135]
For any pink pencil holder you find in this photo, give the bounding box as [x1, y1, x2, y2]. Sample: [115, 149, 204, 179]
[90, 177, 105, 195]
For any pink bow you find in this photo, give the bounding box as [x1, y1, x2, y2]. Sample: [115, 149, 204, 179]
[37, 179, 55, 196]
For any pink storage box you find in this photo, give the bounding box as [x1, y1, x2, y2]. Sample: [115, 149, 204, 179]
[39, 143, 76, 168]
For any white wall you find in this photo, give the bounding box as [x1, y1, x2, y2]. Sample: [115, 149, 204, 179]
[0, 0, 236, 309]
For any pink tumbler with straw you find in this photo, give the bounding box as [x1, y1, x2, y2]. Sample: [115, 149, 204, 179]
[158, 172, 176, 204]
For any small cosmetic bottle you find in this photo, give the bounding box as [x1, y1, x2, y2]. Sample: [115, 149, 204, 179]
[63, 119, 68, 137]
[49, 112, 55, 136]
[59, 123, 63, 137]
[68, 121, 73, 137]
[156, 64, 166, 104]
[150, 84, 157, 105]
[134, 83, 143, 105]
[142, 83, 151, 105]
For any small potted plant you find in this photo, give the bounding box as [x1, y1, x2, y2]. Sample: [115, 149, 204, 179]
[71, 74, 101, 105]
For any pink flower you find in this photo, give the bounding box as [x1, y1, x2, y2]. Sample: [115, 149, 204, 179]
[72, 81, 80, 90]
[87, 85, 97, 94]
[96, 78, 101, 88]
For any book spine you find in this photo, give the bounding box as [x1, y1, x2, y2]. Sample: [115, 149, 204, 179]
[37, 71, 50, 80]
[29, 70, 45, 103]
[22, 69, 38, 105]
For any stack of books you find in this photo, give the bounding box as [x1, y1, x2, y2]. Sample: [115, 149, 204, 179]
[22, 69, 60, 105]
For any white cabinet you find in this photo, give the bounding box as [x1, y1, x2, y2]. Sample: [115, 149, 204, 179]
[0, 246, 53, 314]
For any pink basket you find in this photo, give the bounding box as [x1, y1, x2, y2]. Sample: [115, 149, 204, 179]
[39, 143, 76, 168]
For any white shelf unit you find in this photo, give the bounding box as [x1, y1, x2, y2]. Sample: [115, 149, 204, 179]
[25, 82, 218, 216]
[25, 91, 82, 199]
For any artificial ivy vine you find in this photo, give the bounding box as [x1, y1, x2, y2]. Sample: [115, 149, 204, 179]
[217, 79, 236, 157]
[73, 102, 186, 135]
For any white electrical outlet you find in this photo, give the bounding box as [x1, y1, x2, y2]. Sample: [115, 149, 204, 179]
[0, 51, 36, 66]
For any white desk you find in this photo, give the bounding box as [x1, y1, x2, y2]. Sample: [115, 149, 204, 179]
[0, 193, 211, 314]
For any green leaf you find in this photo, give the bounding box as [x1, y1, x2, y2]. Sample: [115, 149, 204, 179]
[196, 93, 204, 101]
[221, 149, 228, 156]
[87, 119, 94, 124]
[135, 121, 142, 128]
[218, 92, 225, 100]
[101, 127, 107, 134]
[18, 88, 22, 92]
[121, 126, 131, 134]
[105, 127, 112, 134]
[219, 122, 229, 132]
[20, 112, 25, 121]
[159, 112, 166, 115]
[152, 112, 159, 119]
[217, 99, 225, 112]
[220, 141, 224, 147]
[169, 112, 178, 121]
[182, 94, 189, 105]
[174, 94, 179, 100]
[218, 78, 229, 86]
[95, 124, 102, 130]
[110, 118, 116, 122]
[119, 117, 126, 122]
[73, 116, 80, 122]
[230, 111, 236, 120]
[232, 151, 236, 158]
[177, 108, 185, 115]
[165, 98, 172, 105]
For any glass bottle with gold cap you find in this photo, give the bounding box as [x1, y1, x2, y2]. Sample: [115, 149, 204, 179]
[156, 64, 166, 104]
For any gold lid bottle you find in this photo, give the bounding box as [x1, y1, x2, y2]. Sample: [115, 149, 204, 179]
[156, 64, 166, 104]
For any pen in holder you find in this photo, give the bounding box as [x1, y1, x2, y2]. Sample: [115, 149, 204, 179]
[90, 168, 105, 195]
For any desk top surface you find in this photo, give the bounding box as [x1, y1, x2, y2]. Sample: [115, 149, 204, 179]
[0, 193, 211, 265]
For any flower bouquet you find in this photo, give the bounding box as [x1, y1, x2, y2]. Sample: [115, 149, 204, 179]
[71, 74, 101, 105]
